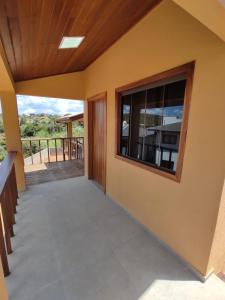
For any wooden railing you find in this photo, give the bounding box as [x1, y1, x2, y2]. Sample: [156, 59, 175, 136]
[0, 152, 19, 276]
[21, 137, 84, 165]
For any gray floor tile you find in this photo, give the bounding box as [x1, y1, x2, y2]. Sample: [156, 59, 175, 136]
[7, 176, 225, 300]
[93, 209, 143, 249]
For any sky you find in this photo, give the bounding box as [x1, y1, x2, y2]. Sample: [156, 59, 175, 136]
[16, 95, 84, 116]
[123, 105, 183, 118]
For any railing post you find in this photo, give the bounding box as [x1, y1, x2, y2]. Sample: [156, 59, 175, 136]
[12, 165, 19, 203]
[69, 138, 72, 160]
[47, 139, 50, 163]
[1, 192, 13, 254]
[55, 139, 58, 162]
[39, 140, 42, 163]
[62, 138, 65, 161]
[67, 138, 70, 160]
[29, 140, 33, 165]
[8, 173, 17, 215]
[6, 183, 16, 226]
[0, 212, 10, 276]
[76, 139, 79, 160]
[21, 136, 84, 164]
[81, 137, 84, 159]
[0, 153, 19, 276]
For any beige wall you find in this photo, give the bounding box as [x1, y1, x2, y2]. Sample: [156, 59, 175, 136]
[83, 0, 225, 276]
[0, 262, 9, 300]
[16, 71, 85, 100]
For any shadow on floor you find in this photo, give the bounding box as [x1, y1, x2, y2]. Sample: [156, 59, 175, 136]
[25, 159, 84, 185]
[6, 177, 225, 300]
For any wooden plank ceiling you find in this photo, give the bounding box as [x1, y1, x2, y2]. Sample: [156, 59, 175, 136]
[0, 0, 161, 82]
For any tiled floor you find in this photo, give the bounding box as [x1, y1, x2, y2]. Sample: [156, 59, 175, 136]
[6, 177, 225, 300]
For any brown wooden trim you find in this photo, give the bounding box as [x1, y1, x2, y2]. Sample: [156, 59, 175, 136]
[1, 0, 162, 81]
[87, 92, 107, 102]
[87, 92, 107, 192]
[0, 212, 10, 276]
[175, 63, 195, 182]
[0, 151, 19, 276]
[84, 0, 162, 72]
[0, 152, 17, 196]
[115, 92, 122, 156]
[87, 101, 94, 180]
[115, 62, 195, 182]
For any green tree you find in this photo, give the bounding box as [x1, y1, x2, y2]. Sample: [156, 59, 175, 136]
[21, 124, 37, 137]
[0, 115, 4, 133]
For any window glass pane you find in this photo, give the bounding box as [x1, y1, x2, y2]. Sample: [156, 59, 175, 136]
[120, 95, 131, 155]
[143, 86, 163, 165]
[119, 78, 187, 176]
[159, 80, 186, 172]
[129, 91, 146, 160]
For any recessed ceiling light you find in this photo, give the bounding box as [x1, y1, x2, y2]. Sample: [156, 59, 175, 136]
[59, 36, 85, 49]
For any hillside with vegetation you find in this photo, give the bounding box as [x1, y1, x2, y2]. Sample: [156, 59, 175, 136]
[0, 114, 84, 161]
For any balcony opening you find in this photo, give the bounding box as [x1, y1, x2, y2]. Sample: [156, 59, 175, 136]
[17, 95, 84, 185]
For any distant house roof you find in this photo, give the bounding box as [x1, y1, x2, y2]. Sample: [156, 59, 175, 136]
[149, 122, 181, 132]
[56, 113, 84, 124]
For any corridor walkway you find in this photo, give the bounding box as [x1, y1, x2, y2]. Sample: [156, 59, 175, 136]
[6, 177, 225, 300]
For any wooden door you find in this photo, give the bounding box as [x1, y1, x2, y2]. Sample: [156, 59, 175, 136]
[88, 92, 107, 192]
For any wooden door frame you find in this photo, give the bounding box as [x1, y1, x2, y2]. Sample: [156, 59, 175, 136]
[87, 92, 107, 192]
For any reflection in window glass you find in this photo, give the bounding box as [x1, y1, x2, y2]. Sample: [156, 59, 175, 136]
[120, 95, 131, 156]
[129, 91, 146, 160]
[119, 79, 186, 174]
[144, 86, 163, 166]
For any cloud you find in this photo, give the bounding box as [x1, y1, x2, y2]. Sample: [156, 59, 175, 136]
[16, 95, 84, 116]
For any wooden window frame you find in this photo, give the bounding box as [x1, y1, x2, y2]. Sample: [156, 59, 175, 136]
[115, 62, 195, 182]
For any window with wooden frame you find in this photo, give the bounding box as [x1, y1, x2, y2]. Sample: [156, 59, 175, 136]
[115, 62, 195, 181]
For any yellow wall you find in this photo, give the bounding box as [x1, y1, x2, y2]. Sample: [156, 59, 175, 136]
[207, 179, 225, 273]
[0, 41, 25, 191]
[0, 41, 14, 92]
[83, 0, 225, 276]
[1, 92, 25, 190]
[16, 71, 85, 100]
[0, 262, 9, 300]
[172, 0, 225, 43]
[4, 0, 225, 277]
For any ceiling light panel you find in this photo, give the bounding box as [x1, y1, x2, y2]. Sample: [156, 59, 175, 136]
[59, 36, 85, 49]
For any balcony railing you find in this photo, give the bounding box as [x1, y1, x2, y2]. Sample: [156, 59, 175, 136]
[21, 137, 84, 165]
[0, 152, 18, 276]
